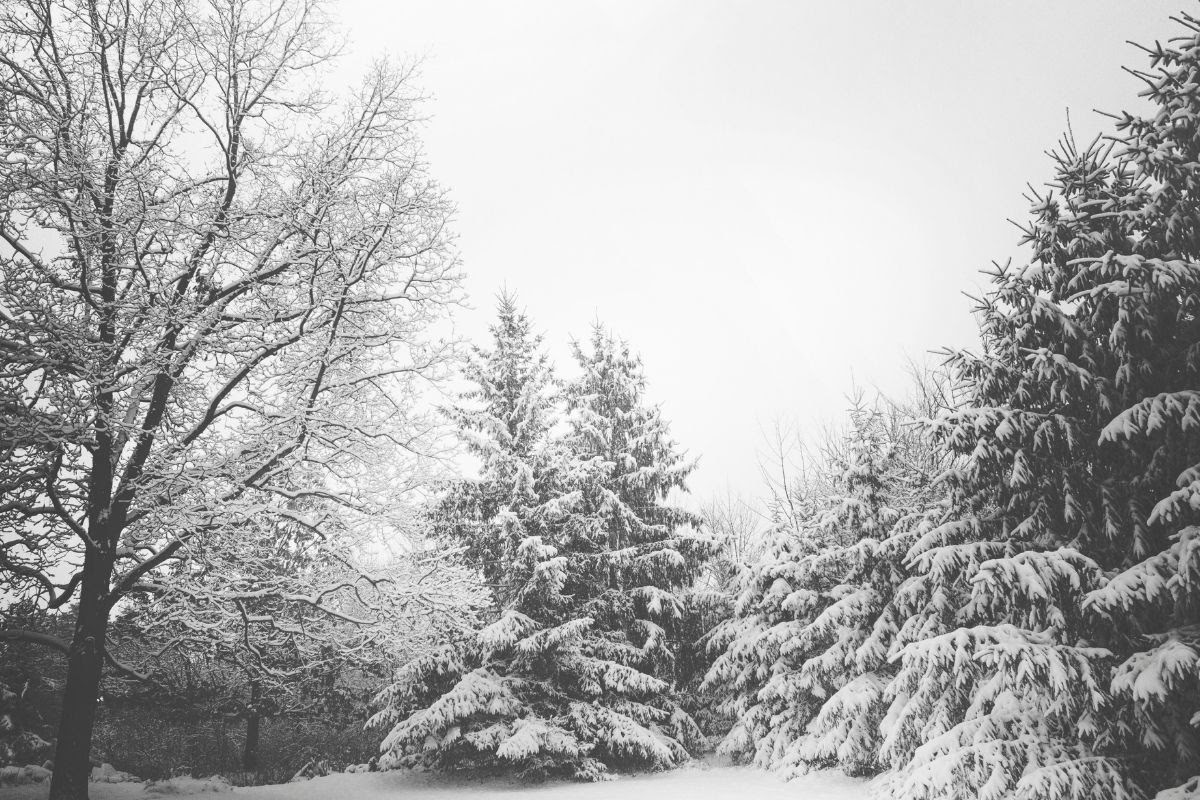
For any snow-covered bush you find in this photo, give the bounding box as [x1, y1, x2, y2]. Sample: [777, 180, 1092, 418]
[0, 764, 52, 786]
[89, 762, 139, 783]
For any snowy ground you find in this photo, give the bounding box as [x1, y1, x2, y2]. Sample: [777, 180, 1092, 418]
[0, 763, 868, 800]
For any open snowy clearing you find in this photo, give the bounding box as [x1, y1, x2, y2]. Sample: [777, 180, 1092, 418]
[0, 765, 867, 800]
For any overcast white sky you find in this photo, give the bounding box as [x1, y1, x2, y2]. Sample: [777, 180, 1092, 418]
[333, 1, 1181, 501]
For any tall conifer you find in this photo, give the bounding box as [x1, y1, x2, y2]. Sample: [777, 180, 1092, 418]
[373, 315, 706, 779]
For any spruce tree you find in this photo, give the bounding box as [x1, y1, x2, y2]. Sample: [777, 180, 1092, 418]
[700, 523, 823, 770]
[371, 295, 574, 777]
[702, 388, 944, 779]
[792, 391, 947, 779]
[432, 292, 560, 606]
[557, 325, 708, 664]
[702, 14, 1200, 800]
[876, 143, 1137, 799]
[550, 324, 709, 767]
[875, 18, 1200, 799]
[1076, 23, 1200, 797]
[372, 316, 706, 780]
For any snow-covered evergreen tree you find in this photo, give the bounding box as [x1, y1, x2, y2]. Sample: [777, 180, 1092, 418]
[703, 387, 946, 779]
[557, 325, 711, 686]
[371, 317, 706, 780]
[792, 391, 949, 779]
[676, 493, 761, 737]
[1078, 23, 1200, 797]
[708, 20, 1200, 794]
[432, 292, 560, 606]
[874, 156, 1142, 800]
[875, 18, 1200, 799]
[700, 521, 823, 769]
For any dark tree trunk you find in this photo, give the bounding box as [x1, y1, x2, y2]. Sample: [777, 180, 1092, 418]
[48, 547, 116, 800]
[242, 714, 261, 771]
[243, 682, 262, 771]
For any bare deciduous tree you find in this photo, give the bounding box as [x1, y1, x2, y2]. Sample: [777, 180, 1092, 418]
[0, 0, 476, 796]
[755, 365, 959, 546]
[756, 417, 824, 537]
[699, 489, 764, 588]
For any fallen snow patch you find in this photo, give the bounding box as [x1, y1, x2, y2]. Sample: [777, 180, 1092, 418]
[0, 763, 868, 799]
[237, 762, 866, 800]
[91, 763, 140, 783]
[0, 765, 51, 786]
[144, 776, 232, 795]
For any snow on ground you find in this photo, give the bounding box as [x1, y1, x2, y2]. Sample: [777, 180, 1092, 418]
[0, 763, 868, 800]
